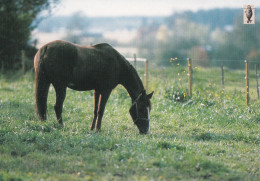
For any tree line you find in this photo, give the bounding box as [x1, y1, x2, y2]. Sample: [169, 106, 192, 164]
[137, 10, 260, 68]
[1, 3, 259, 71]
[0, 0, 59, 71]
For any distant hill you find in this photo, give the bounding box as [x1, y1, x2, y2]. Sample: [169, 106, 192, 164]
[36, 8, 260, 33]
[36, 16, 165, 33]
[168, 8, 260, 30]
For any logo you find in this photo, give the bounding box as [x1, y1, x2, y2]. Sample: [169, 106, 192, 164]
[244, 5, 255, 24]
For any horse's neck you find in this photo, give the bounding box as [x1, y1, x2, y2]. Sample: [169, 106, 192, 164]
[121, 66, 144, 101]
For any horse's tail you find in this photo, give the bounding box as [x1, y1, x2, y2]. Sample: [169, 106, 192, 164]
[34, 46, 50, 120]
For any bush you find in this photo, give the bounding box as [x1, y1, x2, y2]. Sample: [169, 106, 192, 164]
[164, 85, 188, 102]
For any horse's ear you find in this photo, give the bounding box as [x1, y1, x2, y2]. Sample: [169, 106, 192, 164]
[147, 91, 154, 99]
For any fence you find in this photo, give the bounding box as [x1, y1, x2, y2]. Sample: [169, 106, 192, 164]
[126, 54, 148, 90]
[173, 58, 260, 106]
[15, 51, 260, 106]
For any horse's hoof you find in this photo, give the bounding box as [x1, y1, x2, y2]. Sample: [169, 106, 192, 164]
[59, 123, 64, 129]
[57, 120, 64, 127]
[39, 117, 46, 122]
[95, 128, 101, 133]
[58, 119, 63, 124]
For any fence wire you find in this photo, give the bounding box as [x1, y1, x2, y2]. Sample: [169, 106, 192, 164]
[161, 58, 260, 105]
[127, 57, 259, 104]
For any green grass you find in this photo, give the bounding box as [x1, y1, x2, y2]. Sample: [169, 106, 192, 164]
[0, 67, 259, 181]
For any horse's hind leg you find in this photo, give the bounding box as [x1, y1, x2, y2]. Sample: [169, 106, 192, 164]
[35, 71, 50, 121]
[90, 90, 100, 130]
[53, 84, 67, 125]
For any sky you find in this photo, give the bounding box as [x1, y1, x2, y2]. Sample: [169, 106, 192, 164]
[53, 0, 260, 17]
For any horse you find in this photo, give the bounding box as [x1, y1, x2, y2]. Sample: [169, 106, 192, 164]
[34, 40, 153, 134]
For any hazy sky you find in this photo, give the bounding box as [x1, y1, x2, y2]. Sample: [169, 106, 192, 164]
[53, 0, 260, 17]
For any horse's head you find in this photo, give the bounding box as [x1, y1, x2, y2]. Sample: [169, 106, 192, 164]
[129, 90, 154, 134]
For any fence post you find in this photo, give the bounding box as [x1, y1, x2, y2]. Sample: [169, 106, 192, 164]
[145, 59, 148, 90]
[187, 58, 192, 97]
[245, 60, 250, 106]
[134, 54, 137, 68]
[21, 50, 25, 79]
[221, 64, 224, 87]
[256, 64, 259, 99]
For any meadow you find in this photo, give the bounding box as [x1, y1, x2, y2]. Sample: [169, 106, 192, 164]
[0, 66, 259, 181]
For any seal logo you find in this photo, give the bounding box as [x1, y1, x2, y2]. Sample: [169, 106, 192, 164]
[244, 5, 255, 24]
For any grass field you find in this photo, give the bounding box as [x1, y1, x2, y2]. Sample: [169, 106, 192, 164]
[0, 67, 259, 181]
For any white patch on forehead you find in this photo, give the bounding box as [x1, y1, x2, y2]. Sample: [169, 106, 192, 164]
[147, 107, 150, 132]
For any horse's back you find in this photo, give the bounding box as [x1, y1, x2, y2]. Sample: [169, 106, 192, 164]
[39, 40, 78, 64]
[34, 40, 78, 83]
[35, 40, 129, 90]
[74, 43, 126, 90]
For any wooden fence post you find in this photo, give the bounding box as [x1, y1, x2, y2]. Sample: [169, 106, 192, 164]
[221, 64, 224, 87]
[256, 64, 259, 99]
[134, 54, 137, 68]
[245, 60, 249, 106]
[145, 59, 148, 90]
[188, 58, 192, 97]
[21, 50, 25, 79]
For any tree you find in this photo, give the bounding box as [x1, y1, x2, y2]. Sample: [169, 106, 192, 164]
[154, 19, 210, 66]
[0, 0, 59, 70]
[211, 16, 260, 68]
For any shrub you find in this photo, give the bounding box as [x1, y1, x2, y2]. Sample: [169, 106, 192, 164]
[164, 86, 188, 102]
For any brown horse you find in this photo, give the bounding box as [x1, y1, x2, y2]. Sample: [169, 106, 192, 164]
[34, 40, 153, 134]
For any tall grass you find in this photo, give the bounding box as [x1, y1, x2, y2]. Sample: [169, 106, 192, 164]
[0, 67, 259, 180]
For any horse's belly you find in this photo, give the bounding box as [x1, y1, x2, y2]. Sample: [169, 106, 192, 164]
[67, 79, 97, 91]
[67, 75, 117, 91]
[68, 59, 119, 91]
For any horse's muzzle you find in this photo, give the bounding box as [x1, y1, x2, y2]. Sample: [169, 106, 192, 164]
[139, 130, 149, 134]
[135, 118, 150, 134]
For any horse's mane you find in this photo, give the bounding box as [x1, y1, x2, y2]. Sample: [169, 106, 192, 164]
[127, 61, 144, 89]
[125, 61, 151, 109]
[128, 63, 138, 75]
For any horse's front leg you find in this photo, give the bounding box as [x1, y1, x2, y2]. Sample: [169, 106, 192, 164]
[90, 90, 100, 130]
[95, 90, 112, 132]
